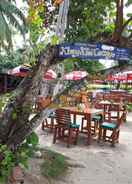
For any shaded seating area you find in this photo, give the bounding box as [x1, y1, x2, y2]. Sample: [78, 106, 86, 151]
[35, 88, 128, 148]
[93, 91, 132, 104]
[92, 90, 131, 123]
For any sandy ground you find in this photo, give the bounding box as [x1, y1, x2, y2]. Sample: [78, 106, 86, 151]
[26, 112, 132, 184]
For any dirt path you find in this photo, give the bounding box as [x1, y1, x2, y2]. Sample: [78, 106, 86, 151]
[28, 112, 132, 184]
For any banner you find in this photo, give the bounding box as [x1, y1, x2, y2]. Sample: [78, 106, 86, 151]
[58, 43, 131, 61]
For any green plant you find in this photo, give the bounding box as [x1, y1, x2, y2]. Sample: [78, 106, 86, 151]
[40, 150, 68, 179]
[16, 132, 39, 169]
[0, 144, 14, 183]
[0, 0, 26, 50]
[127, 104, 132, 112]
[0, 132, 39, 182]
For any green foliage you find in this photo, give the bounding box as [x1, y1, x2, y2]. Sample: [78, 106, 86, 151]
[0, 51, 23, 72]
[25, 2, 51, 64]
[66, 0, 115, 42]
[11, 111, 17, 120]
[125, 0, 132, 6]
[62, 58, 105, 74]
[0, 132, 39, 181]
[51, 35, 59, 45]
[26, 132, 39, 147]
[127, 104, 132, 112]
[28, 3, 45, 45]
[77, 60, 105, 74]
[103, 24, 115, 36]
[41, 150, 68, 179]
[16, 132, 39, 169]
[0, 0, 26, 50]
[0, 144, 14, 182]
[63, 58, 79, 72]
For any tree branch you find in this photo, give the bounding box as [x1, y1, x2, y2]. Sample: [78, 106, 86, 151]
[121, 16, 132, 33]
[128, 31, 132, 39]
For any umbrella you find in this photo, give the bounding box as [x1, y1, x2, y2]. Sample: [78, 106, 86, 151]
[8, 65, 30, 77]
[127, 73, 132, 80]
[43, 69, 57, 80]
[107, 74, 126, 81]
[63, 71, 88, 80]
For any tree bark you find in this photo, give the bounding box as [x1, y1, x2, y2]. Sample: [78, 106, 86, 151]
[0, 45, 58, 147]
[111, 0, 124, 43]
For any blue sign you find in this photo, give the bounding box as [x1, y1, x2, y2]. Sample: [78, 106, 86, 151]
[58, 43, 131, 61]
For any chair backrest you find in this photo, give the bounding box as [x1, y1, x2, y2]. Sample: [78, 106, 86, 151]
[55, 109, 71, 127]
[105, 106, 124, 128]
[103, 93, 110, 101]
[110, 111, 124, 128]
[107, 104, 121, 121]
[96, 92, 104, 100]
[103, 104, 119, 121]
[108, 104, 120, 111]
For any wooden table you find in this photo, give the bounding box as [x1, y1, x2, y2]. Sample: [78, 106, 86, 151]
[62, 107, 103, 145]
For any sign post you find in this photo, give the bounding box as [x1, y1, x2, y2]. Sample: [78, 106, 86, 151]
[58, 43, 131, 61]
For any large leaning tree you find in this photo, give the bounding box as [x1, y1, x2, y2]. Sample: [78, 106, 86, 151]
[0, 0, 88, 151]
[0, 0, 132, 161]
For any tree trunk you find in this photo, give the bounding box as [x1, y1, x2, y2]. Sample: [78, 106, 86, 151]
[111, 0, 124, 43]
[0, 45, 58, 148]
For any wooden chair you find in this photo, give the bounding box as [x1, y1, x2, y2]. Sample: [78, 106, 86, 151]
[81, 114, 102, 136]
[98, 110, 124, 146]
[93, 101, 104, 109]
[41, 112, 56, 132]
[96, 92, 104, 101]
[107, 104, 120, 120]
[53, 109, 80, 147]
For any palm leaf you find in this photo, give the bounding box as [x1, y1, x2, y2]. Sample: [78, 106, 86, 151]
[0, 11, 12, 48]
[0, 0, 26, 27]
[4, 12, 25, 39]
[0, 0, 26, 49]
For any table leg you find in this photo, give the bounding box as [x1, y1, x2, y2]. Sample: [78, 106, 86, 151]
[86, 115, 91, 145]
[73, 114, 76, 124]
